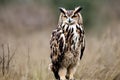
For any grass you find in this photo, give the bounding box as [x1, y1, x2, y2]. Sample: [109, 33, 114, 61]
[0, 24, 120, 80]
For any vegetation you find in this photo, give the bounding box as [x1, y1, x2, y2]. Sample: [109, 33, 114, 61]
[0, 0, 119, 80]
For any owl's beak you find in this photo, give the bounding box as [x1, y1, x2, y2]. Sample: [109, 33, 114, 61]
[68, 19, 72, 23]
[67, 18, 74, 25]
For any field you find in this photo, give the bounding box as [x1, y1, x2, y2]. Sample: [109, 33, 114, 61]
[0, 3, 120, 80]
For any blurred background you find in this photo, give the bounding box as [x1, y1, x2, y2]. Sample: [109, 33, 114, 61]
[0, 0, 120, 80]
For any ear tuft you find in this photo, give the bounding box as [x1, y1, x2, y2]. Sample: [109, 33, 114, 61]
[74, 6, 83, 14]
[59, 7, 66, 14]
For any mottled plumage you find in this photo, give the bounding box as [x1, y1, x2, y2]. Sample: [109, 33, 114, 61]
[49, 6, 85, 80]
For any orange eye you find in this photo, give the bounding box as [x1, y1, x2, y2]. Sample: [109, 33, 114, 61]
[63, 15, 67, 18]
[72, 15, 77, 18]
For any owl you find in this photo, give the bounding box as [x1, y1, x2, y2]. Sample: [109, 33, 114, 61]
[49, 6, 85, 80]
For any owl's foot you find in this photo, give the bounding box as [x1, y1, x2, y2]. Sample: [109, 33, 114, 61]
[66, 75, 75, 80]
[69, 78, 75, 80]
[59, 68, 67, 80]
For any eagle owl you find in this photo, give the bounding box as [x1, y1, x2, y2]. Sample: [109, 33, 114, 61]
[49, 6, 85, 80]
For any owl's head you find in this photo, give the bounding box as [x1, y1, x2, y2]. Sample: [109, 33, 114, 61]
[58, 6, 83, 26]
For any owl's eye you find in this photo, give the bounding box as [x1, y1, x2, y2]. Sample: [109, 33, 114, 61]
[63, 15, 67, 18]
[72, 15, 77, 18]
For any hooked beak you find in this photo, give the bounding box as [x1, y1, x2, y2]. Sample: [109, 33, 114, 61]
[68, 18, 72, 23]
[67, 18, 74, 25]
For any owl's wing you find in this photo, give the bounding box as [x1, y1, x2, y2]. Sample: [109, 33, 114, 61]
[50, 28, 65, 64]
[80, 29, 85, 60]
[80, 37, 85, 60]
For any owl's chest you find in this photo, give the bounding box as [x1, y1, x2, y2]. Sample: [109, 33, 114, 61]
[63, 24, 82, 51]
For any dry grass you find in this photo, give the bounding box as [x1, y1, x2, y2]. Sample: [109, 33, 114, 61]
[0, 3, 120, 80]
[76, 24, 120, 80]
[0, 23, 119, 80]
